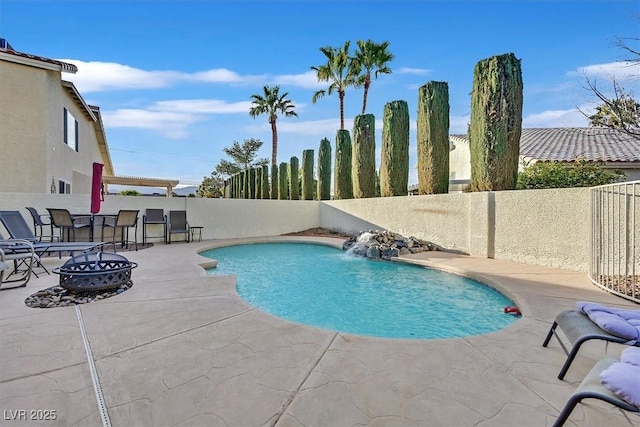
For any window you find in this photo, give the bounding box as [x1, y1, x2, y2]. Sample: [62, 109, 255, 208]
[63, 108, 78, 151]
[58, 180, 71, 194]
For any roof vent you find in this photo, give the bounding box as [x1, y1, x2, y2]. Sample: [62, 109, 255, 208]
[0, 38, 15, 51]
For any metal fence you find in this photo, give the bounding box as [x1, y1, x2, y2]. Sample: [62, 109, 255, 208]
[589, 181, 639, 303]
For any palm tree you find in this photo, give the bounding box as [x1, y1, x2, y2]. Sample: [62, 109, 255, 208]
[249, 85, 298, 166]
[351, 39, 394, 115]
[311, 41, 358, 130]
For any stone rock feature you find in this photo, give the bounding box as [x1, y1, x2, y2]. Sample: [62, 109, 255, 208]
[24, 281, 133, 309]
[342, 230, 439, 260]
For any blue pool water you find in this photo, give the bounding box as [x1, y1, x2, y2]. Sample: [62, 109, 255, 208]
[201, 242, 518, 339]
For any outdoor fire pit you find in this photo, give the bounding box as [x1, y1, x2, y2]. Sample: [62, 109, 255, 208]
[53, 251, 137, 292]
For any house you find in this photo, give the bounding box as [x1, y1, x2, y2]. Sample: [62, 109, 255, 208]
[447, 127, 640, 190]
[0, 39, 178, 196]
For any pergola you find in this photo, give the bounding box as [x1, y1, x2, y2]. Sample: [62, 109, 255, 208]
[102, 175, 180, 197]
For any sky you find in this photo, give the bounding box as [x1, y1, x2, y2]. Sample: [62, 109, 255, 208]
[1, 0, 638, 189]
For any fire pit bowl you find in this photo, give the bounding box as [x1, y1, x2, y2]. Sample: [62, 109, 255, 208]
[53, 251, 138, 292]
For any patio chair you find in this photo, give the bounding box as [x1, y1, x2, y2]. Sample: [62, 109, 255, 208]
[0, 239, 38, 290]
[143, 208, 167, 244]
[101, 209, 139, 252]
[543, 304, 640, 380]
[25, 207, 57, 242]
[552, 348, 640, 427]
[167, 210, 190, 244]
[46, 208, 92, 242]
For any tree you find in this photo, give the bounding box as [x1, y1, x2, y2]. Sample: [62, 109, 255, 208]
[351, 40, 394, 115]
[197, 174, 224, 198]
[581, 30, 639, 138]
[311, 41, 358, 130]
[417, 82, 449, 195]
[217, 138, 268, 175]
[588, 92, 640, 131]
[249, 85, 298, 166]
[469, 53, 523, 191]
[381, 100, 410, 197]
[202, 138, 268, 198]
[352, 114, 376, 198]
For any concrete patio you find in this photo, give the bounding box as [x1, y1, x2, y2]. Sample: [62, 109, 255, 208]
[1, 236, 638, 426]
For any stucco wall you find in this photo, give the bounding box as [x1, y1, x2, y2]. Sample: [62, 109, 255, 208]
[0, 187, 597, 272]
[0, 61, 48, 193]
[319, 189, 592, 271]
[492, 188, 590, 271]
[0, 193, 320, 243]
[0, 59, 103, 195]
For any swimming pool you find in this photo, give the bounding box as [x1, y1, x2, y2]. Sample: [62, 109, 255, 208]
[201, 242, 518, 339]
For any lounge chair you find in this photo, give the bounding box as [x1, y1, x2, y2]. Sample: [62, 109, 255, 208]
[167, 210, 190, 243]
[543, 303, 640, 380]
[0, 239, 39, 289]
[553, 347, 640, 426]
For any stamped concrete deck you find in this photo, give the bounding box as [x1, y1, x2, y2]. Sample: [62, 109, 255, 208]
[1, 236, 638, 427]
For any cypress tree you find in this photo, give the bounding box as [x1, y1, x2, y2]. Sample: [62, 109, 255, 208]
[255, 167, 263, 199]
[241, 170, 248, 199]
[317, 138, 331, 200]
[302, 149, 314, 200]
[248, 168, 256, 199]
[278, 162, 289, 200]
[289, 156, 299, 200]
[352, 114, 376, 198]
[469, 53, 523, 191]
[380, 100, 410, 196]
[417, 82, 450, 194]
[270, 164, 278, 199]
[233, 174, 238, 198]
[261, 165, 269, 199]
[334, 130, 353, 199]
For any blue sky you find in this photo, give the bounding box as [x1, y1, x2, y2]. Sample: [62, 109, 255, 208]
[2, 0, 638, 188]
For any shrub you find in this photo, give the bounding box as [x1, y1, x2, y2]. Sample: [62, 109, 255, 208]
[516, 158, 626, 189]
[119, 189, 141, 196]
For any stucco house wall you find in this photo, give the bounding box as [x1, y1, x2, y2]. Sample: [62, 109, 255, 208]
[0, 47, 107, 195]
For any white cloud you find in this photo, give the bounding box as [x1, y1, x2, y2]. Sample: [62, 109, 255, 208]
[151, 99, 253, 114]
[247, 118, 341, 136]
[61, 59, 185, 93]
[61, 59, 328, 93]
[102, 109, 203, 139]
[272, 70, 325, 89]
[191, 69, 269, 86]
[397, 67, 432, 75]
[523, 107, 589, 128]
[568, 61, 639, 82]
[450, 114, 470, 134]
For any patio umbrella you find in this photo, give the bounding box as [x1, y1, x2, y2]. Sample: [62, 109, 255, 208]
[90, 162, 104, 214]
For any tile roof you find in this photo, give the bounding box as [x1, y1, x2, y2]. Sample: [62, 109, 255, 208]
[0, 43, 77, 73]
[452, 128, 640, 163]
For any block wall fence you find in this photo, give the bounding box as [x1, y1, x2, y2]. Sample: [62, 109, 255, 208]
[0, 187, 591, 272]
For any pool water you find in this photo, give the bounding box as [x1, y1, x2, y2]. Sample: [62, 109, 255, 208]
[201, 242, 518, 339]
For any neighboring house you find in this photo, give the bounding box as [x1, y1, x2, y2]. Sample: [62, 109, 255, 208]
[448, 127, 640, 188]
[0, 39, 178, 196]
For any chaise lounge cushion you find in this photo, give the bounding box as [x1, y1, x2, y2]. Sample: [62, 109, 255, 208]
[600, 348, 640, 408]
[576, 301, 640, 342]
